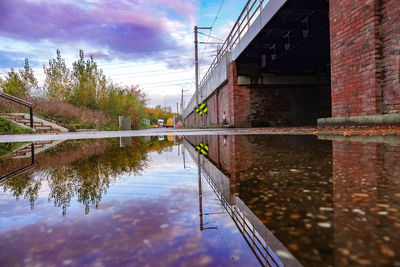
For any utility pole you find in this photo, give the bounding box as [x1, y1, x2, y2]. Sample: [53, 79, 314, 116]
[181, 89, 184, 113]
[181, 89, 189, 114]
[195, 26, 212, 107]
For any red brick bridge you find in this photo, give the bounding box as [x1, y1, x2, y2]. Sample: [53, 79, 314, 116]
[183, 0, 400, 127]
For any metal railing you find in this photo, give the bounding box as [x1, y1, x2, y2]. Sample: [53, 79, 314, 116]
[199, 0, 267, 89]
[0, 91, 33, 128]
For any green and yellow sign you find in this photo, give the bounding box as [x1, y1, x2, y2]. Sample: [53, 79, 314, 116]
[195, 103, 208, 116]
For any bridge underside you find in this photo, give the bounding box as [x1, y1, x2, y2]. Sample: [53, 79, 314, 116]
[235, 0, 330, 126]
[185, 0, 400, 128]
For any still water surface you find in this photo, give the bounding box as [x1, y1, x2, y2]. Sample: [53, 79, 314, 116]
[0, 135, 399, 266]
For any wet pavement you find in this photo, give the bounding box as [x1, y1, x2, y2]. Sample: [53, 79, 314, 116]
[0, 135, 399, 266]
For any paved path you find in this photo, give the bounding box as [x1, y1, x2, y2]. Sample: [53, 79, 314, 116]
[0, 128, 312, 143]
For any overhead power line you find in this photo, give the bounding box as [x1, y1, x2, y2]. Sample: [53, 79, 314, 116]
[199, 0, 226, 71]
[136, 78, 193, 86]
[107, 68, 193, 78]
[100, 51, 216, 68]
[198, 31, 225, 42]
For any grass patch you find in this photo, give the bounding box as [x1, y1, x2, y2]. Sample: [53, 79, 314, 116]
[0, 117, 33, 134]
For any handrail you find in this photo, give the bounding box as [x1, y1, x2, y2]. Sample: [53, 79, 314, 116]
[0, 91, 34, 128]
[199, 0, 266, 89]
[0, 92, 32, 107]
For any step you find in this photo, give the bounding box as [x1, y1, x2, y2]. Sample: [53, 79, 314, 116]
[35, 126, 52, 130]
[16, 119, 31, 123]
[21, 122, 43, 127]
[3, 115, 25, 119]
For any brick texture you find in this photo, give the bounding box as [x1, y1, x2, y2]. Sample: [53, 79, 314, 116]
[332, 140, 400, 265]
[330, 0, 400, 117]
[186, 61, 331, 127]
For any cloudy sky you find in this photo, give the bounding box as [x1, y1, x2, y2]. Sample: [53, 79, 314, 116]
[0, 0, 244, 109]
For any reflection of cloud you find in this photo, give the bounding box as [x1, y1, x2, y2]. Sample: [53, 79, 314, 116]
[0, 187, 258, 266]
[0, 146, 261, 266]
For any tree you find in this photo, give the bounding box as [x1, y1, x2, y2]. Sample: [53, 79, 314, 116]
[70, 50, 106, 109]
[1, 69, 27, 98]
[19, 58, 38, 95]
[43, 49, 71, 102]
[146, 105, 171, 124]
[1, 59, 37, 98]
[98, 83, 148, 129]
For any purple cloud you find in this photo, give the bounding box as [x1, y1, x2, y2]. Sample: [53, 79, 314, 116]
[0, 0, 197, 58]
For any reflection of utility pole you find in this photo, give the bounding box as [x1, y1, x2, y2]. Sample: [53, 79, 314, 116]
[195, 26, 212, 106]
[198, 153, 203, 231]
[197, 153, 218, 231]
[182, 147, 186, 169]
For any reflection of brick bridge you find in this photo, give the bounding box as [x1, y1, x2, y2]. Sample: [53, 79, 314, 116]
[184, 135, 400, 266]
[184, 0, 400, 127]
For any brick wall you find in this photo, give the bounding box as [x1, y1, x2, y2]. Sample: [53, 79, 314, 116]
[249, 86, 331, 126]
[381, 0, 400, 111]
[186, 60, 331, 127]
[330, 0, 400, 117]
[185, 61, 249, 128]
[229, 61, 252, 127]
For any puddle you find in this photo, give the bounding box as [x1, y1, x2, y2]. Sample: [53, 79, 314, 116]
[0, 135, 399, 266]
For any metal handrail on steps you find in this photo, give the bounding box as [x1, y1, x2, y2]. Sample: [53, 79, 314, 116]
[0, 91, 33, 129]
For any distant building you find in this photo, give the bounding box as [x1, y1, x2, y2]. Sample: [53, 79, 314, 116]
[162, 106, 172, 113]
[143, 119, 150, 125]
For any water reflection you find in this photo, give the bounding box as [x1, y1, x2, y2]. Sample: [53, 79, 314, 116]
[0, 137, 173, 215]
[0, 143, 35, 181]
[0, 134, 399, 266]
[185, 135, 400, 266]
[185, 141, 298, 267]
[0, 137, 260, 266]
[332, 140, 400, 266]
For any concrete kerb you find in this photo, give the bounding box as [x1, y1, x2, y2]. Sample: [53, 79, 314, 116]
[318, 113, 400, 126]
[0, 128, 311, 143]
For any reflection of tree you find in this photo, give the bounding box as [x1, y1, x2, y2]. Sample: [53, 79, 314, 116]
[1, 174, 41, 210]
[1, 137, 174, 215]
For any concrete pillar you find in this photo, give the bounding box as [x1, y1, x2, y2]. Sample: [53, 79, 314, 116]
[119, 116, 131, 130]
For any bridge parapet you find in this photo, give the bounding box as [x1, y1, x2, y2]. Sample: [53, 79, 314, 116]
[183, 52, 230, 119]
[184, 0, 275, 119]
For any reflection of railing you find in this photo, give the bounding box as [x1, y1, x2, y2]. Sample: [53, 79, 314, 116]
[0, 91, 33, 128]
[0, 143, 35, 182]
[199, 0, 267, 89]
[201, 168, 283, 267]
